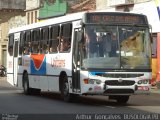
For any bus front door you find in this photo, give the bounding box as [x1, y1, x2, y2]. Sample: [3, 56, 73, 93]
[13, 33, 20, 86]
[72, 28, 81, 93]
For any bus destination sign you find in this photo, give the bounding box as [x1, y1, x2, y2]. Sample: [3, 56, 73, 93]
[84, 13, 147, 25]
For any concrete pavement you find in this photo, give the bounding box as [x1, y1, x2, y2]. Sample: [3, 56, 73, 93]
[0, 77, 12, 87]
[0, 77, 18, 90]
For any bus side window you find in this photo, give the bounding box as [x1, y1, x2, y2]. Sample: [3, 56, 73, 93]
[49, 25, 60, 53]
[19, 32, 25, 55]
[8, 34, 14, 56]
[39, 27, 49, 54]
[60, 23, 72, 52]
[24, 31, 31, 55]
[32, 29, 40, 54]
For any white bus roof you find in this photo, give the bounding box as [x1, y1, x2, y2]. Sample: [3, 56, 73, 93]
[9, 11, 147, 34]
[9, 12, 86, 34]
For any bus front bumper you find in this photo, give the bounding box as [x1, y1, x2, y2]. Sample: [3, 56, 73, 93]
[82, 84, 151, 95]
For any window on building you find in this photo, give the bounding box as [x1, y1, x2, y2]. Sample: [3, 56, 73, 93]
[31, 12, 33, 24]
[35, 11, 37, 23]
[27, 12, 30, 24]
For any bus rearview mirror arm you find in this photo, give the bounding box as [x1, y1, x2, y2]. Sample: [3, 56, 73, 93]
[149, 24, 153, 43]
[77, 30, 83, 42]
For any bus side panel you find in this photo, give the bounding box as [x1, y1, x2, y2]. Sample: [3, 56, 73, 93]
[48, 76, 59, 92]
[17, 56, 29, 88]
[29, 75, 40, 89]
[17, 55, 31, 88]
[47, 53, 72, 92]
[39, 76, 48, 91]
[79, 71, 89, 94]
[23, 53, 72, 92]
[7, 51, 14, 85]
[17, 74, 23, 88]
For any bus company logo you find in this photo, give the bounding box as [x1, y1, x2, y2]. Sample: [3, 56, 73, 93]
[118, 78, 123, 83]
[51, 58, 65, 68]
[30, 54, 46, 75]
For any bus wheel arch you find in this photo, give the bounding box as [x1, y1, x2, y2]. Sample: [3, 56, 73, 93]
[59, 71, 72, 102]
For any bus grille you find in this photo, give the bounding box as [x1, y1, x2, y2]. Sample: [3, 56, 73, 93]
[105, 80, 135, 86]
[104, 89, 134, 94]
[96, 73, 144, 78]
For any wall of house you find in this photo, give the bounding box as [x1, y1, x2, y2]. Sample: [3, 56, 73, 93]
[96, 0, 108, 10]
[0, 11, 25, 67]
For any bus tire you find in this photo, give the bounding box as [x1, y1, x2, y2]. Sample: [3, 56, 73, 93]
[109, 95, 129, 104]
[116, 96, 129, 104]
[61, 75, 72, 102]
[23, 73, 32, 95]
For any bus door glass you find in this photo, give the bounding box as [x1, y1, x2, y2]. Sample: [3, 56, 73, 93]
[13, 33, 20, 85]
[72, 28, 82, 93]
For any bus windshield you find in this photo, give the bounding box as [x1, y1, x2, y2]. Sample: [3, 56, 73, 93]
[81, 25, 151, 69]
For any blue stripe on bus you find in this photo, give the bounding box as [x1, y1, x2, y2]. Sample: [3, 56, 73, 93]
[89, 72, 106, 76]
[30, 57, 46, 75]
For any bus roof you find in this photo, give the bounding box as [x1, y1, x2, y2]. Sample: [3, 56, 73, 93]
[8, 11, 147, 34]
[9, 12, 85, 34]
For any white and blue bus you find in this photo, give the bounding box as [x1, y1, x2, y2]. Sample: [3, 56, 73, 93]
[7, 11, 152, 103]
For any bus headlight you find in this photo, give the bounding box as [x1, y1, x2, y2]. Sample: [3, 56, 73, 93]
[95, 79, 101, 84]
[138, 80, 149, 84]
[138, 80, 142, 84]
[89, 79, 101, 84]
[88, 79, 95, 84]
[143, 80, 149, 84]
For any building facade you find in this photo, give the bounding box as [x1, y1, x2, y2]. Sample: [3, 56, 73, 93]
[0, 0, 26, 67]
[25, 0, 42, 24]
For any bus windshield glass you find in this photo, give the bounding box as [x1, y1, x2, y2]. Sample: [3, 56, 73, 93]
[81, 25, 151, 69]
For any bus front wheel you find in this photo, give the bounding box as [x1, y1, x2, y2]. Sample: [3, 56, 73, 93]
[61, 76, 72, 102]
[109, 95, 129, 104]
